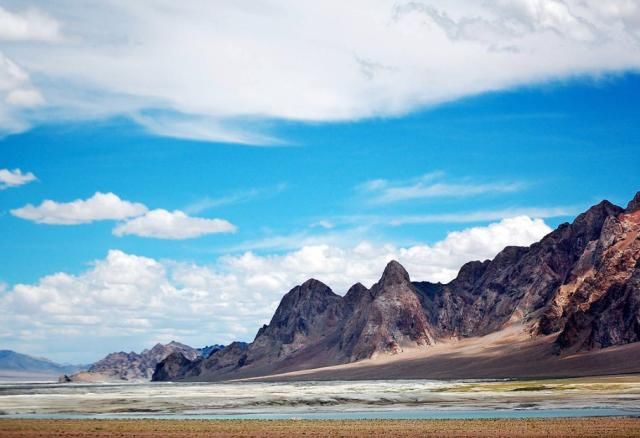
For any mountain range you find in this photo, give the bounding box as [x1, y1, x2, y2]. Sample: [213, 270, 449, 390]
[61, 341, 207, 382]
[0, 350, 87, 381]
[1, 342, 226, 383]
[153, 191, 640, 381]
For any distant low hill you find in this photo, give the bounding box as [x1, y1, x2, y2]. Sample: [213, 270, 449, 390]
[62, 341, 216, 382]
[0, 350, 87, 381]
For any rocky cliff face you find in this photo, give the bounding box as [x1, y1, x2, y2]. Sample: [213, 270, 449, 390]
[64, 341, 200, 382]
[551, 197, 640, 351]
[340, 261, 435, 361]
[154, 192, 640, 382]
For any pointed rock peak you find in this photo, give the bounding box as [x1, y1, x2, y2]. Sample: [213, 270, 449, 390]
[284, 278, 335, 301]
[379, 260, 410, 286]
[346, 282, 367, 294]
[626, 191, 640, 213]
[577, 199, 622, 223]
[344, 282, 370, 306]
[299, 278, 331, 293]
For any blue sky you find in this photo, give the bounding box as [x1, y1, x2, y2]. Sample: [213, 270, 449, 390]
[3, 75, 639, 286]
[1, 1, 640, 362]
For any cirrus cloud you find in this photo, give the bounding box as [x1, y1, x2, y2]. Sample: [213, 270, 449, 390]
[359, 172, 525, 204]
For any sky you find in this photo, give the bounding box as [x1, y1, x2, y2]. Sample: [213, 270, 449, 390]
[1, 1, 640, 363]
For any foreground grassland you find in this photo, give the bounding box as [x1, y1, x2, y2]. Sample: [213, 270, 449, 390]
[1, 418, 640, 437]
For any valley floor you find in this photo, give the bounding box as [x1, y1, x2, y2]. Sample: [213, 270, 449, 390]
[1, 418, 639, 437]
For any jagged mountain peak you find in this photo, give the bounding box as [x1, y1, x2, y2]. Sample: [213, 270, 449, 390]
[299, 278, 333, 294]
[626, 191, 640, 213]
[573, 199, 623, 230]
[346, 281, 367, 292]
[274, 278, 338, 311]
[343, 282, 371, 308]
[378, 260, 410, 287]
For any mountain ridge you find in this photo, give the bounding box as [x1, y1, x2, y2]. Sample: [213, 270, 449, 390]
[150, 191, 639, 381]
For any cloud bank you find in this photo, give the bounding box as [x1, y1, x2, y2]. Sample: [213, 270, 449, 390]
[0, 1, 639, 142]
[0, 216, 551, 362]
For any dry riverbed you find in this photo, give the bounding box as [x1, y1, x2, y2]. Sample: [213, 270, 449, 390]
[1, 418, 640, 437]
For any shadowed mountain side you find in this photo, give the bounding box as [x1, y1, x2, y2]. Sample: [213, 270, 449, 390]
[154, 191, 640, 382]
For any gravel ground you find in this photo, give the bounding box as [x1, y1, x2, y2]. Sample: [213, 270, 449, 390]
[1, 418, 640, 437]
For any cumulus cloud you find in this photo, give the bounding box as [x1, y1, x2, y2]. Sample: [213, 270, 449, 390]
[11, 192, 148, 224]
[359, 172, 524, 204]
[0, 216, 551, 362]
[0, 168, 36, 189]
[113, 209, 237, 239]
[1, 1, 639, 142]
[10, 192, 238, 240]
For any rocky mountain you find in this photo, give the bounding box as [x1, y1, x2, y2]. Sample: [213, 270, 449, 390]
[198, 344, 225, 358]
[154, 192, 640, 382]
[62, 341, 201, 382]
[0, 350, 87, 381]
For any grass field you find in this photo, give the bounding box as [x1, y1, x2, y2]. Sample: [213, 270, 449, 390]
[1, 418, 640, 437]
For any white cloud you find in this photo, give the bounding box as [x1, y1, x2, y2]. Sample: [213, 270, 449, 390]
[5, 88, 43, 107]
[0, 1, 639, 143]
[0, 216, 550, 362]
[131, 113, 283, 146]
[0, 168, 36, 189]
[11, 192, 148, 224]
[113, 209, 237, 240]
[0, 5, 55, 132]
[0, 5, 60, 42]
[359, 172, 524, 204]
[10, 192, 238, 240]
[0, 52, 44, 134]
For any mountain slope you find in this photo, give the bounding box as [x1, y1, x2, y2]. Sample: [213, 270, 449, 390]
[0, 350, 86, 380]
[154, 191, 640, 382]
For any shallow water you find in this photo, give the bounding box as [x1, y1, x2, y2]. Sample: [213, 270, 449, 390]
[1, 378, 639, 420]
